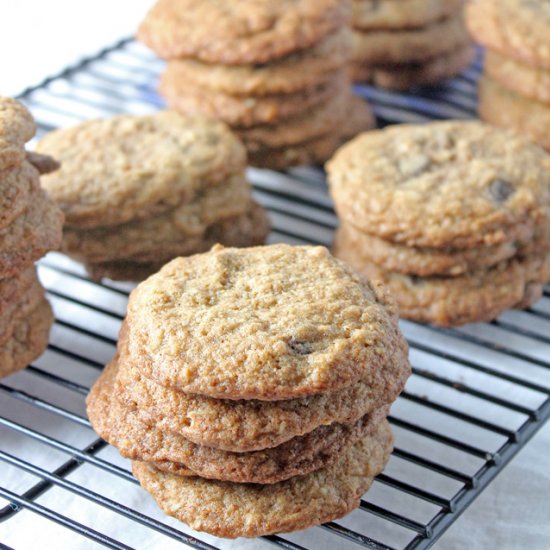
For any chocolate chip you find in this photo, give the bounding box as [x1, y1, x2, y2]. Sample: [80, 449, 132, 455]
[490, 179, 515, 203]
[288, 339, 313, 355]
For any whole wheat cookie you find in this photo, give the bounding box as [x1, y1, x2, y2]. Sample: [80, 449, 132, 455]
[478, 77, 550, 151]
[333, 246, 550, 326]
[163, 28, 352, 96]
[352, 13, 470, 65]
[0, 188, 63, 278]
[0, 299, 53, 379]
[466, 0, 550, 70]
[131, 420, 392, 538]
[0, 161, 40, 230]
[0, 267, 39, 314]
[87, 356, 389, 484]
[126, 244, 407, 400]
[327, 121, 550, 248]
[353, 0, 464, 30]
[160, 70, 346, 128]
[36, 112, 246, 229]
[138, 0, 351, 64]
[0, 97, 36, 171]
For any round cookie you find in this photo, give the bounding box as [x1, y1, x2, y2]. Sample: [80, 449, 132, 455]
[353, 47, 475, 90]
[0, 97, 35, 171]
[35, 112, 247, 229]
[485, 51, 550, 105]
[126, 244, 407, 400]
[465, 0, 550, 70]
[0, 299, 53, 379]
[327, 121, 550, 248]
[478, 77, 550, 151]
[163, 28, 352, 96]
[87, 356, 389, 484]
[131, 420, 392, 538]
[138, 0, 351, 65]
[352, 0, 464, 30]
[0, 187, 64, 278]
[333, 244, 550, 326]
[160, 70, 345, 128]
[0, 161, 40, 230]
[352, 13, 470, 65]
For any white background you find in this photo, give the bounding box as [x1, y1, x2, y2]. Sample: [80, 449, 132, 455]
[1, 1, 549, 549]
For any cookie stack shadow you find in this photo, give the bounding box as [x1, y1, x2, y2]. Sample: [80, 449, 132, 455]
[328, 121, 550, 327]
[467, 0, 550, 151]
[87, 244, 411, 538]
[138, 0, 375, 169]
[351, 0, 474, 89]
[0, 97, 63, 379]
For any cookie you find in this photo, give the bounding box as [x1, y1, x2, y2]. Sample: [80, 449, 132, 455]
[61, 176, 254, 262]
[478, 76, 550, 151]
[0, 299, 53, 379]
[163, 28, 352, 96]
[465, 0, 550, 70]
[160, 69, 346, 128]
[334, 223, 530, 277]
[131, 420, 392, 538]
[0, 97, 35, 171]
[327, 121, 550, 248]
[0, 267, 39, 314]
[138, 0, 351, 65]
[352, 46, 475, 90]
[333, 245, 550, 326]
[0, 160, 40, 230]
[36, 112, 247, 229]
[85, 260, 166, 283]
[25, 151, 60, 175]
[0, 187, 64, 278]
[125, 244, 406, 400]
[352, 13, 470, 65]
[87, 355, 390, 484]
[353, 0, 464, 30]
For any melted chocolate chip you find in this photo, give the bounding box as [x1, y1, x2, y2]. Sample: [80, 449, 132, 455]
[490, 179, 515, 203]
[288, 339, 313, 355]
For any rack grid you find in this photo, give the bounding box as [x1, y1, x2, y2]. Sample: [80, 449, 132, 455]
[1, 39, 549, 550]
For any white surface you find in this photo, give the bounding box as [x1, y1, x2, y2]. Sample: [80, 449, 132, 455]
[1, 2, 549, 549]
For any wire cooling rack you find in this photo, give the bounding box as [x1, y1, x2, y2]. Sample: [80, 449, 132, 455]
[1, 39, 549, 550]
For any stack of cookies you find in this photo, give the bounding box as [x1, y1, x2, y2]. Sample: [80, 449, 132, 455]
[36, 111, 269, 281]
[0, 97, 63, 379]
[351, 0, 474, 90]
[87, 244, 411, 538]
[138, 0, 375, 170]
[328, 121, 550, 327]
[467, 0, 550, 151]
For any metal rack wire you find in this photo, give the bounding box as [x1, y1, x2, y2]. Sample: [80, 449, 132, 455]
[1, 39, 549, 550]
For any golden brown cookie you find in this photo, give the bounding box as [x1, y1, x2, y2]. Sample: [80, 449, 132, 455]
[466, 0, 550, 70]
[327, 121, 550, 248]
[0, 187, 64, 278]
[0, 299, 53, 379]
[138, 0, 351, 64]
[352, 0, 464, 30]
[352, 12, 470, 65]
[162, 28, 352, 96]
[36, 112, 247, 229]
[0, 97, 35, 171]
[87, 356, 390, 484]
[160, 70, 346, 128]
[131, 420, 393, 538]
[125, 244, 407, 400]
[478, 77, 550, 151]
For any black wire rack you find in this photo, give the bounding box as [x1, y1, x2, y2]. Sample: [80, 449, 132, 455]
[1, 39, 549, 550]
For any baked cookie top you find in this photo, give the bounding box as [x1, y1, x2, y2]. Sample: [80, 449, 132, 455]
[126, 244, 406, 400]
[0, 97, 35, 171]
[138, 0, 351, 64]
[35, 112, 246, 228]
[466, 0, 550, 69]
[0, 161, 40, 230]
[327, 121, 550, 248]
